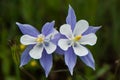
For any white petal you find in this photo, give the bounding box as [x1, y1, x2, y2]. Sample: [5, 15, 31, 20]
[29, 44, 43, 59]
[46, 29, 58, 40]
[79, 33, 97, 46]
[58, 39, 71, 51]
[60, 24, 73, 39]
[73, 20, 89, 35]
[20, 35, 37, 45]
[44, 42, 56, 54]
[73, 43, 88, 56]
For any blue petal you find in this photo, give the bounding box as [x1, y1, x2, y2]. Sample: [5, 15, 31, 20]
[16, 22, 39, 37]
[58, 34, 67, 39]
[20, 45, 33, 67]
[51, 33, 61, 45]
[42, 21, 55, 36]
[82, 26, 101, 35]
[65, 47, 77, 75]
[60, 34, 67, 39]
[80, 50, 95, 70]
[39, 50, 52, 77]
[66, 5, 76, 31]
[55, 46, 65, 55]
[54, 34, 67, 55]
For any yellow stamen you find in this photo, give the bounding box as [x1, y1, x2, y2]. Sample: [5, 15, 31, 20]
[73, 35, 82, 41]
[20, 44, 26, 50]
[30, 60, 37, 67]
[36, 37, 44, 43]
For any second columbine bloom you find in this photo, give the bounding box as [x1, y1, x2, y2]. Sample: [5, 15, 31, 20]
[58, 5, 100, 75]
[58, 20, 97, 56]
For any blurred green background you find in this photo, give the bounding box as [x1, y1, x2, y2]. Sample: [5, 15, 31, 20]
[0, 0, 120, 80]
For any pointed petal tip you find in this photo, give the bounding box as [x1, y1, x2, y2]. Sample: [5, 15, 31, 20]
[16, 22, 20, 25]
[45, 73, 49, 78]
[51, 20, 55, 25]
[68, 5, 74, 11]
[95, 25, 102, 30]
[86, 63, 95, 70]
[52, 20, 55, 23]
[47, 20, 55, 24]
[19, 65, 22, 68]
[93, 67, 95, 70]
[70, 70, 73, 75]
[67, 66, 74, 75]
[91, 64, 95, 70]
[69, 4, 72, 8]
[19, 63, 25, 68]
[98, 26, 102, 29]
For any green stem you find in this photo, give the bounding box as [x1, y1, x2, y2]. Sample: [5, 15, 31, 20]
[20, 67, 36, 80]
[15, 65, 21, 80]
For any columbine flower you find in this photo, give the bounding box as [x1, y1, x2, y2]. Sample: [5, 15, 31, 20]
[58, 5, 101, 75]
[16, 21, 58, 77]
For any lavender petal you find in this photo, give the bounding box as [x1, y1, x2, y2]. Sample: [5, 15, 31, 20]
[66, 5, 76, 31]
[42, 21, 55, 36]
[83, 26, 101, 35]
[65, 47, 77, 75]
[39, 50, 52, 77]
[16, 22, 39, 37]
[20, 45, 33, 67]
[80, 50, 95, 70]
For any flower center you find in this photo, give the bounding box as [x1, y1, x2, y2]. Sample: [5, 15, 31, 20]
[73, 35, 82, 42]
[36, 37, 44, 43]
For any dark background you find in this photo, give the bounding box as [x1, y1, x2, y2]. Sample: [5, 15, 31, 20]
[0, 0, 120, 80]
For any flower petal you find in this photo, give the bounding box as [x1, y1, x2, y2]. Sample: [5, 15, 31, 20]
[46, 29, 58, 40]
[44, 42, 56, 54]
[73, 43, 88, 56]
[73, 20, 89, 36]
[46, 29, 60, 45]
[51, 33, 61, 45]
[79, 33, 97, 46]
[66, 5, 76, 30]
[80, 50, 95, 70]
[82, 26, 101, 35]
[60, 24, 73, 39]
[58, 39, 71, 51]
[42, 21, 55, 36]
[55, 46, 65, 55]
[29, 44, 43, 59]
[39, 50, 52, 77]
[20, 45, 33, 67]
[16, 22, 39, 37]
[20, 35, 37, 45]
[65, 47, 77, 75]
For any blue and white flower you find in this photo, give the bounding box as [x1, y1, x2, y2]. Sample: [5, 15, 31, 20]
[16, 21, 59, 77]
[58, 5, 101, 75]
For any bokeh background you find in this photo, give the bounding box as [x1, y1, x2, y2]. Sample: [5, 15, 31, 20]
[0, 0, 120, 80]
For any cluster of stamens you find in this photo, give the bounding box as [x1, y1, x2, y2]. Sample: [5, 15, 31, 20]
[73, 35, 82, 42]
[36, 35, 44, 43]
